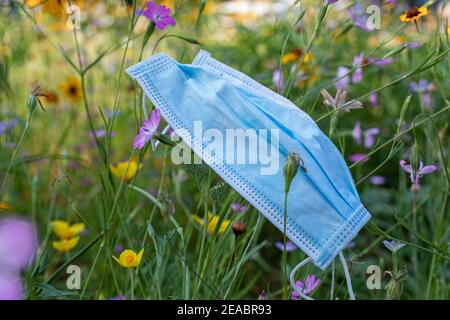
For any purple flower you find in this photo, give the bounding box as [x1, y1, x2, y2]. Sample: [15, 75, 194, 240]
[400, 159, 439, 192]
[133, 109, 161, 149]
[409, 80, 434, 109]
[348, 3, 370, 32]
[0, 217, 38, 300]
[138, 1, 175, 30]
[0, 275, 23, 300]
[275, 240, 297, 252]
[231, 203, 248, 213]
[0, 218, 38, 270]
[370, 175, 386, 185]
[272, 69, 284, 92]
[109, 294, 127, 300]
[352, 121, 379, 149]
[89, 129, 117, 139]
[291, 274, 321, 299]
[352, 52, 364, 84]
[369, 92, 378, 108]
[114, 245, 123, 255]
[326, 0, 339, 4]
[334, 66, 350, 90]
[352, 121, 362, 145]
[349, 153, 369, 163]
[367, 57, 393, 67]
[406, 42, 421, 49]
[0, 118, 17, 136]
[364, 128, 380, 149]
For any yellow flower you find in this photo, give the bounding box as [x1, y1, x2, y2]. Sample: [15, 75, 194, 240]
[399, 6, 428, 23]
[0, 202, 10, 211]
[59, 76, 83, 103]
[109, 158, 142, 182]
[53, 237, 80, 252]
[281, 49, 302, 65]
[112, 249, 144, 268]
[51, 220, 85, 239]
[192, 213, 231, 235]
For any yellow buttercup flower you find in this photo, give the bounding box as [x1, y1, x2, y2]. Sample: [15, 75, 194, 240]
[0, 202, 10, 211]
[53, 237, 80, 252]
[109, 158, 142, 182]
[192, 213, 231, 235]
[399, 6, 428, 23]
[59, 76, 83, 103]
[51, 220, 85, 239]
[112, 249, 144, 268]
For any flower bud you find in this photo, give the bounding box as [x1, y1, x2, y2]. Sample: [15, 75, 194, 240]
[232, 221, 246, 236]
[283, 153, 305, 193]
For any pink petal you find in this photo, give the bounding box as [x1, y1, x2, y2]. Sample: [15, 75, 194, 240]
[420, 164, 439, 175]
[399, 160, 412, 173]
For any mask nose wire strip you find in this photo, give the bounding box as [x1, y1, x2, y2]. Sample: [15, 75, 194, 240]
[338, 251, 356, 300]
[289, 257, 314, 300]
[290, 251, 356, 300]
[142, 93, 149, 120]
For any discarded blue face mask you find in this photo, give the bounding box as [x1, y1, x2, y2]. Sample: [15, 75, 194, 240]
[126, 51, 370, 288]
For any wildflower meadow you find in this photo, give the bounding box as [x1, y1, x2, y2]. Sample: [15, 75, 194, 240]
[0, 0, 449, 302]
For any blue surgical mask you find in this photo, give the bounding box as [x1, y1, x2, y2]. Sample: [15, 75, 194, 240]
[127, 50, 371, 299]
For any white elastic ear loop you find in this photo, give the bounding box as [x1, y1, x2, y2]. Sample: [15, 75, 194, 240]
[338, 251, 356, 300]
[289, 257, 314, 300]
[290, 252, 356, 300]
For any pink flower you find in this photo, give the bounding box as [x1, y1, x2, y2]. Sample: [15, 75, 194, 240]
[272, 69, 284, 92]
[138, 1, 175, 30]
[0, 217, 38, 300]
[334, 66, 350, 90]
[400, 159, 439, 192]
[352, 121, 379, 149]
[231, 203, 248, 213]
[291, 274, 321, 299]
[133, 109, 161, 149]
[352, 52, 364, 84]
[349, 153, 369, 163]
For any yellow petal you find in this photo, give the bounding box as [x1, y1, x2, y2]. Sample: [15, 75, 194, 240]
[68, 223, 85, 236]
[136, 248, 144, 265]
[112, 255, 124, 267]
[51, 220, 70, 239]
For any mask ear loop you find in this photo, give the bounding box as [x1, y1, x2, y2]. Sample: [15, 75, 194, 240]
[289, 257, 314, 300]
[289, 251, 356, 300]
[338, 251, 356, 300]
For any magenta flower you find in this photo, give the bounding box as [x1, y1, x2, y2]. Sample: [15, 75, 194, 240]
[138, 1, 175, 30]
[133, 109, 161, 149]
[352, 52, 364, 84]
[291, 274, 321, 299]
[400, 159, 439, 192]
[275, 240, 297, 252]
[0, 217, 38, 300]
[352, 121, 379, 149]
[334, 66, 350, 90]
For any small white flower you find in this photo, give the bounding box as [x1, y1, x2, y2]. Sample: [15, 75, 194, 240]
[383, 240, 406, 253]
